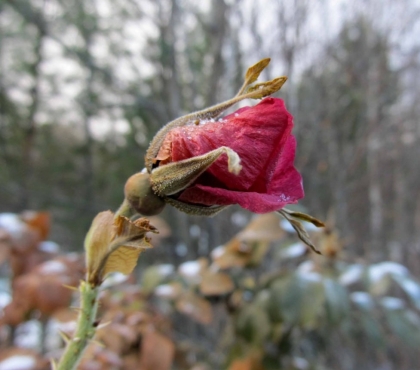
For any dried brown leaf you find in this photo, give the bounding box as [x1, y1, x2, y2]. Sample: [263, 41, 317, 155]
[175, 292, 213, 324]
[200, 270, 234, 296]
[139, 330, 175, 370]
[238, 213, 285, 242]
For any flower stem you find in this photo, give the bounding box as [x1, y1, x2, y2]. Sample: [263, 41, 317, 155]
[56, 280, 100, 370]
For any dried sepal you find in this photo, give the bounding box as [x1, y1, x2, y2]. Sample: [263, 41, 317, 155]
[245, 58, 271, 84]
[280, 208, 325, 228]
[85, 211, 157, 286]
[277, 209, 322, 254]
[164, 197, 228, 216]
[245, 77, 288, 97]
[236, 58, 271, 96]
[150, 146, 242, 197]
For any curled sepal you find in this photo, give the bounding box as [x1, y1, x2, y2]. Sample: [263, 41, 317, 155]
[277, 209, 323, 254]
[245, 77, 288, 97]
[280, 208, 325, 228]
[237, 58, 271, 96]
[85, 211, 157, 286]
[150, 146, 242, 197]
[246, 58, 271, 84]
[164, 197, 228, 216]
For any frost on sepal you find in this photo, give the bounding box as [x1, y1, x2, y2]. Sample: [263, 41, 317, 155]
[150, 146, 242, 197]
[85, 211, 157, 286]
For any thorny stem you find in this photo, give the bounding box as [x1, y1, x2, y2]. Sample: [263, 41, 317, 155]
[55, 281, 99, 370]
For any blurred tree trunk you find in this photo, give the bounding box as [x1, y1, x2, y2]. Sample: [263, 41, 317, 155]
[205, 0, 228, 106]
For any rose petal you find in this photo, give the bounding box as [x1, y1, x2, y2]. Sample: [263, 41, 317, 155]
[156, 97, 304, 213]
[178, 136, 303, 213]
[164, 98, 293, 191]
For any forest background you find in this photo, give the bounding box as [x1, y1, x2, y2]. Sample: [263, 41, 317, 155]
[1, 0, 420, 369]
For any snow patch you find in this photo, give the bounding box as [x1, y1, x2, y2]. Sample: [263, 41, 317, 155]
[369, 262, 408, 283]
[211, 246, 225, 260]
[279, 242, 306, 259]
[350, 291, 374, 310]
[156, 264, 174, 276]
[0, 213, 25, 238]
[0, 356, 36, 370]
[380, 296, 405, 310]
[39, 260, 67, 275]
[179, 261, 201, 277]
[339, 264, 364, 286]
[155, 284, 176, 298]
[38, 241, 60, 253]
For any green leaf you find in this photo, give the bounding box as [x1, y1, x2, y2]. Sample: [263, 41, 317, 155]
[324, 278, 350, 324]
[359, 313, 385, 348]
[236, 303, 271, 345]
[268, 273, 325, 328]
[385, 309, 420, 346]
[393, 274, 420, 310]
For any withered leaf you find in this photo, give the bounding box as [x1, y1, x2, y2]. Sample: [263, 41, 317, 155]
[102, 217, 155, 277]
[138, 330, 175, 370]
[85, 211, 115, 280]
[85, 213, 156, 285]
[200, 270, 235, 296]
[175, 292, 213, 325]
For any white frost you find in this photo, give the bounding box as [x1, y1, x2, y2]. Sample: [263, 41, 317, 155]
[155, 284, 176, 298]
[156, 264, 174, 276]
[38, 260, 67, 275]
[339, 264, 364, 286]
[350, 291, 374, 310]
[296, 260, 315, 273]
[279, 242, 306, 259]
[0, 292, 11, 309]
[14, 320, 41, 349]
[211, 245, 225, 260]
[0, 213, 25, 238]
[189, 225, 201, 238]
[179, 260, 201, 277]
[368, 261, 408, 283]
[0, 356, 36, 370]
[380, 296, 405, 310]
[38, 241, 60, 253]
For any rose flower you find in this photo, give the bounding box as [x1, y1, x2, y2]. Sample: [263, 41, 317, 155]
[152, 97, 303, 214]
[121, 58, 317, 228]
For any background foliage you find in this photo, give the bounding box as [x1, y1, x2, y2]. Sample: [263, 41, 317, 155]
[1, 0, 420, 369]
